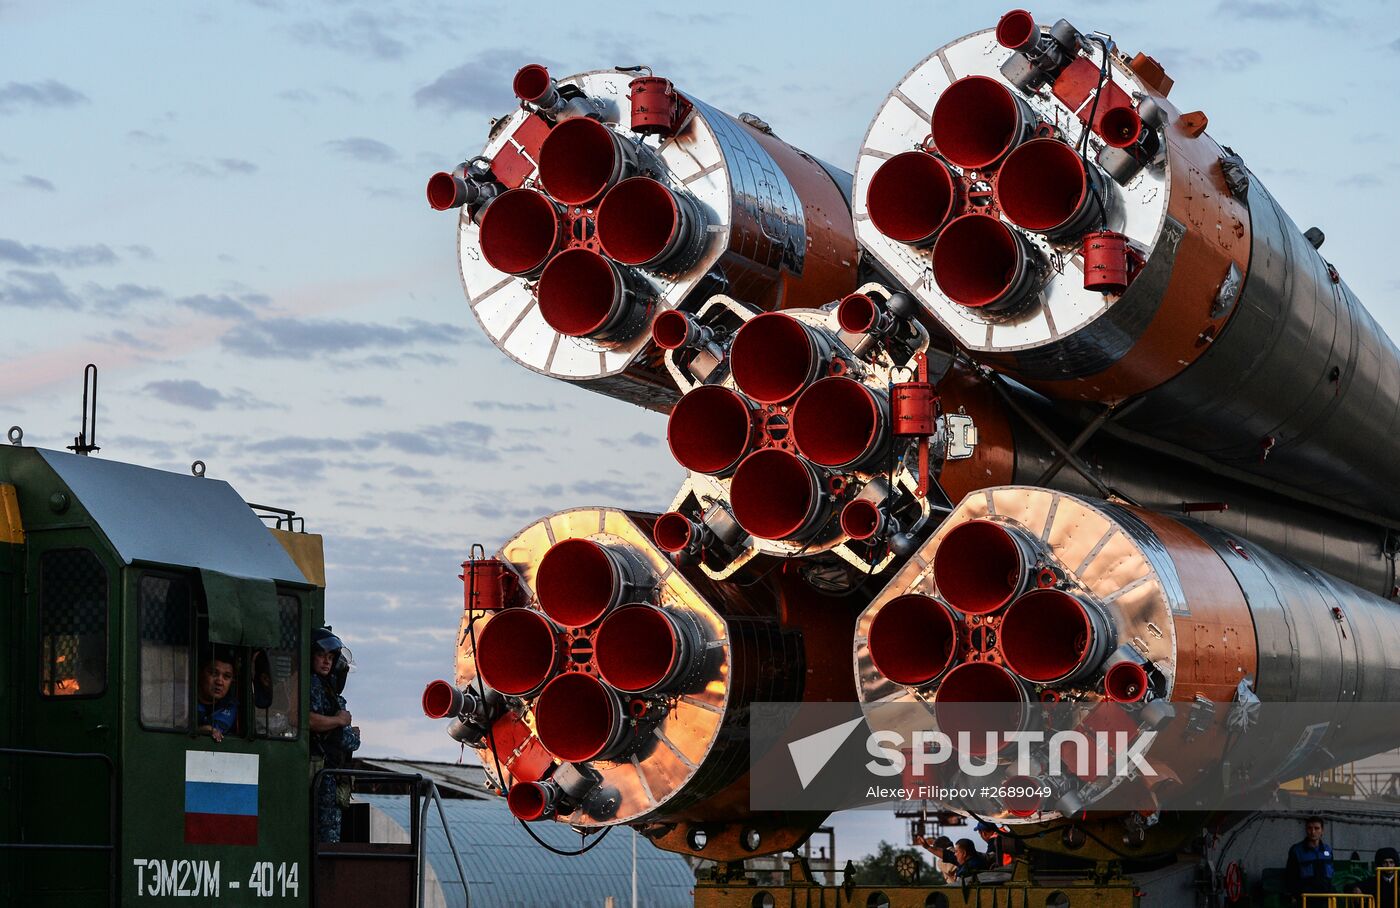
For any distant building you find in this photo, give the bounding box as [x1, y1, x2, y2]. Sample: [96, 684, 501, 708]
[351, 759, 695, 908]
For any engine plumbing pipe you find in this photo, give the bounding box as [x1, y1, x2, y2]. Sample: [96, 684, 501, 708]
[477, 188, 567, 277]
[932, 519, 1038, 614]
[536, 248, 643, 340]
[597, 177, 707, 271]
[932, 214, 1043, 311]
[594, 604, 702, 694]
[474, 607, 562, 696]
[867, 594, 958, 686]
[651, 309, 715, 351]
[538, 117, 644, 206]
[729, 312, 838, 405]
[666, 385, 755, 476]
[931, 76, 1040, 170]
[865, 151, 960, 246]
[790, 377, 891, 471]
[998, 589, 1113, 685]
[996, 138, 1107, 239]
[533, 671, 630, 763]
[534, 538, 645, 627]
[729, 448, 833, 541]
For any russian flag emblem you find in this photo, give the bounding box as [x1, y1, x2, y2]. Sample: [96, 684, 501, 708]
[184, 751, 259, 846]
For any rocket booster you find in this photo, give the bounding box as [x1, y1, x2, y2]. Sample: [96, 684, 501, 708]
[429, 66, 859, 411]
[853, 10, 1400, 524]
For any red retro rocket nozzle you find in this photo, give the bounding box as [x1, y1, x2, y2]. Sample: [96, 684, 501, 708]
[477, 188, 565, 277]
[865, 151, 959, 246]
[729, 448, 830, 541]
[868, 594, 958, 686]
[533, 671, 627, 763]
[474, 607, 560, 696]
[729, 312, 831, 405]
[931, 76, 1034, 170]
[534, 538, 634, 627]
[791, 376, 889, 470]
[933, 519, 1033, 614]
[666, 385, 755, 476]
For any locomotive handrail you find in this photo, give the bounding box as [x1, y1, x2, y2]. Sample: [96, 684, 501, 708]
[310, 767, 470, 908]
[0, 746, 117, 908]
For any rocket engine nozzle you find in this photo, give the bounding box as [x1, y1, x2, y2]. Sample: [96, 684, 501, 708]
[840, 498, 895, 542]
[421, 679, 463, 719]
[933, 519, 1036, 614]
[651, 309, 714, 351]
[595, 604, 699, 693]
[474, 607, 561, 697]
[995, 9, 1039, 51]
[535, 538, 642, 627]
[536, 248, 642, 339]
[932, 661, 1030, 756]
[932, 214, 1042, 311]
[667, 385, 755, 476]
[1104, 660, 1150, 702]
[533, 671, 629, 763]
[507, 781, 554, 820]
[477, 188, 566, 277]
[999, 589, 1112, 684]
[791, 376, 890, 471]
[931, 76, 1038, 170]
[597, 177, 706, 270]
[729, 312, 835, 405]
[538, 117, 643, 206]
[513, 64, 556, 105]
[996, 138, 1106, 239]
[729, 448, 832, 542]
[865, 151, 960, 246]
[867, 594, 958, 686]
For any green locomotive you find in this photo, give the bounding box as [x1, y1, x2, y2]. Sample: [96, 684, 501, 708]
[0, 441, 333, 906]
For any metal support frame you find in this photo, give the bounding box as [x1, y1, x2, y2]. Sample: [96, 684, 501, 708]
[310, 766, 470, 908]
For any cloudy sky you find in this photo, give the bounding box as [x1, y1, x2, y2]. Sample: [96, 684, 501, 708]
[4, 0, 1396, 864]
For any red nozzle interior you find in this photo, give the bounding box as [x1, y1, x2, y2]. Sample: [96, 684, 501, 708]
[932, 214, 1022, 308]
[933, 662, 1026, 756]
[1100, 106, 1143, 149]
[478, 189, 562, 276]
[595, 606, 682, 693]
[533, 671, 621, 762]
[513, 64, 552, 103]
[868, 594, 957, 685]
[791, 377, 883, 468]
[653, 511, 696, 553]
[535, 538, 621, 627]
[933, 519, 1026, 614]
[996, 139, 1091, 233]
[422, 679, 459, 719]
[666, 385, 753, 475]
[999, 589, 1095, 683]
[841, 499, 883, 541]
[652, 309, 693, 350]
[836, 293, 879, 334]
[996, 9, 1038, 50]
[537, 248, 621, 337]
[426, 172, 462, 211]
[729, 448, 821, 540]
[597, 177, 682, 266]
[1002, 775, 1043, 817]
[866, 151, 958, 244]
[932, 76, 1024, 170]
[506, 782, 550, 820]
[475, 608, 559, 696]
[729, 312, 819, 404]
[1104, 661, 1149, 702]
[539, 117, 621, 206]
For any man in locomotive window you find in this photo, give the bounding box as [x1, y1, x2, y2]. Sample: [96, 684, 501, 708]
[310, 627, 358, 843]
[196, 648, 239, 743]
[1285, 816, 1336, 903]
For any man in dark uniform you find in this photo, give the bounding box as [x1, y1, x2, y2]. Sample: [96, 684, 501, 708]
[309, 628, 355, 843]
[1349, 846, 1399, 906]
[1285, 817, 1335, 904]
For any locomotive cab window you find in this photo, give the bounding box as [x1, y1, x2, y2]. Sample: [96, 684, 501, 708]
[254, 593, 301, 739]
[39, 548, 109, 697]
[138, 571, 193, 729]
